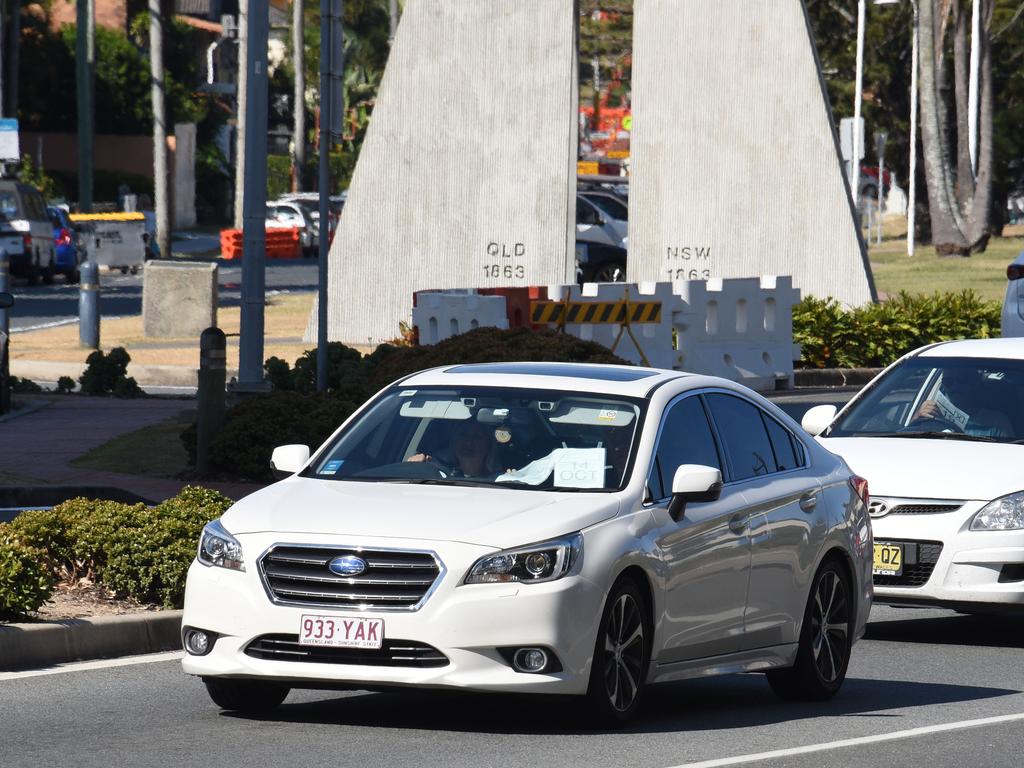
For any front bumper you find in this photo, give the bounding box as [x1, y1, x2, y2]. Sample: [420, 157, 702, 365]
[181, 533, 603, 695]
[871, 499, 1024, 610]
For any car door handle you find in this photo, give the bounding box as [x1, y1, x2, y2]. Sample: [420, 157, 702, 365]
[728, 514, 749, 534]
[799, 492, 819, 513]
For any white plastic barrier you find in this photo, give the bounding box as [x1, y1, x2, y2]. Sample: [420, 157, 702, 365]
[413, 291, 509, 345]
[411, 277, 802, 391]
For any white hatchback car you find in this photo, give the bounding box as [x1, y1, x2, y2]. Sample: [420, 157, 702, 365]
[182, 363, 872, 723]
[804, 338, 1024, 615]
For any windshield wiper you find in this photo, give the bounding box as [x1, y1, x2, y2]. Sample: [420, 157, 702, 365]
[857, 431, 999, 443]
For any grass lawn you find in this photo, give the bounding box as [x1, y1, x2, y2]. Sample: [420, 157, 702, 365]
[71, 413, 192, 478]
[867, 223, 1024, 303]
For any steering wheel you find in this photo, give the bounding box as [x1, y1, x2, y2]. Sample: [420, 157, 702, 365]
[906, 415, 965, 434]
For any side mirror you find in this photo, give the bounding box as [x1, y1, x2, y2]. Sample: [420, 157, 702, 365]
[270, 444, 310, 480]
[668, 464, 723, 521]
[801, 404, 838, 437]
[0, 292, 13, 309]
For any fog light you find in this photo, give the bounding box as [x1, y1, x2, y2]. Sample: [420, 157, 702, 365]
[513, 647, 548, 673]
[183, 628, 212, 656]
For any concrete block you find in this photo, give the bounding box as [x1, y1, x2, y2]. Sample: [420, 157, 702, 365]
[629, 0, 875, 307]
[309, 0, 579, 345]
[142, 260, 218, 339]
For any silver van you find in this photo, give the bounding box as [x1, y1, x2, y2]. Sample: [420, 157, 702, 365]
[0, 181, 57, 285]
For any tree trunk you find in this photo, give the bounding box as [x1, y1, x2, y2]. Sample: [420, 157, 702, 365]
[6, 0, 19, 119]
[918, 0, 994, 256]
[292, 0, 305, 191]
[234, 0, 248, 228]
[150, 0, 170, 257]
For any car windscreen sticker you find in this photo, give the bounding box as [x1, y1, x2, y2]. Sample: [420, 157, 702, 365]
[321, 459, 344, 474]
[398, 389, 417, 397]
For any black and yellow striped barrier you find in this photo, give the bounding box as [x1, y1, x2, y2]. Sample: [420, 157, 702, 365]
[531, 300, 662, 325]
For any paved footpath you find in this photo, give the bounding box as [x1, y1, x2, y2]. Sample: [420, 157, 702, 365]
[0, 395, 261, 502]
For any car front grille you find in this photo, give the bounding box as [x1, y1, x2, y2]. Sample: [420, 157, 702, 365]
[869, 498, 963, 517]
[874, 540, 944, 588]
[259, 545, 442, 611]
[889, 504, 962, 515]
[245, 634, 449, 668]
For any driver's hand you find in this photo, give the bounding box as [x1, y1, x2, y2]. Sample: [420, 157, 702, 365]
[406, 453, 431, 463]
[911, 400, 940, 423]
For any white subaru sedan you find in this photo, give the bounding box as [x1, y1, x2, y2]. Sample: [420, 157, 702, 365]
[182, 363, 872, 723]
[804, 338, 1024, 616]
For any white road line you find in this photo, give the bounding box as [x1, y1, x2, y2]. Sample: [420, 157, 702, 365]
[0, 651, 183, 681]
[668, 711, 1024, 768]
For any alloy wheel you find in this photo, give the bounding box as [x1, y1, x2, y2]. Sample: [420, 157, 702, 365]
[810, 569, 850, 684]
[602, 592, 645, 712]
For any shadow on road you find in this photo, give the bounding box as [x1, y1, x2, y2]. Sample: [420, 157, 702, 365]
[227, 672, 1017, 735]
[866, 611, 1024, 649]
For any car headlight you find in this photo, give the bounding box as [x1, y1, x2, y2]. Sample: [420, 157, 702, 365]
[971, 491, 1024, 531]
[464, 533, 582, 585]
[197, 519, 245, 571]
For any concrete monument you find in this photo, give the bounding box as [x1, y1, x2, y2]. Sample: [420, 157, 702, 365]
[313, 0, 580, 345]
[628, 0, 876, 306]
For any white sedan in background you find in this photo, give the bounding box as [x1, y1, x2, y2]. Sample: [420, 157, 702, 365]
[804, 338, 1024, 615]
[182, 363, 871, 724]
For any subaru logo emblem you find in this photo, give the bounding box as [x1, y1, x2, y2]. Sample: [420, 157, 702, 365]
[329, 555, 367, 576]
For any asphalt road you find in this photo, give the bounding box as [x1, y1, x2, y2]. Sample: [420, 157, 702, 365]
[6, 258, 319, 333]
[2, 606, 1023, 768]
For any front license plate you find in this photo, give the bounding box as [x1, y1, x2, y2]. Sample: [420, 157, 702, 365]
[873, 543, 903, 576]
[299, 615, 384, 649]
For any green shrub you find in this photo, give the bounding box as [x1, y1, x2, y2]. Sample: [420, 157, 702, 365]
[794, 291, 1002, 369]
[0, 527, 56, 618]
[79, 347, 143, 397]
[7, 486, 233, 609]
[9, 376, 43, 394]
[267, 155, 292, 200]
[57, 376, 77, 394]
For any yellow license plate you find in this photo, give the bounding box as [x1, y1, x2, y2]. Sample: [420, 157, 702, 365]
[873, 543, 903, 576]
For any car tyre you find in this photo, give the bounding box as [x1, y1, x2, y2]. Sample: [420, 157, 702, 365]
[41, 265, 54, 285]
[66, 269, 80, 285]
[591, 261, 627, 283]
[586, 578, 649, 726]
[25, 262, 40, 286]
[767, 558, 852, 701]
[204, 678, 290, 713]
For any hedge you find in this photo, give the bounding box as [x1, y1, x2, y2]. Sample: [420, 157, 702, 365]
[793, 290, 1001, 369]
[3, 486, 233, 614]
[0, 530, 55, 618]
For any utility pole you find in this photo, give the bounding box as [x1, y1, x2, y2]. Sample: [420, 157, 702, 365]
[238, 0, 270, 390]
[292, 0, 305, 191]
[76, 0, 95, 211]
[967, 0, 981, 178]
[852, 0, 866, 216]
[389, 0, 398, 45]
[908, 0, 919, 256]
[149, 0, 170, 258]
[234, 0, 248, 229]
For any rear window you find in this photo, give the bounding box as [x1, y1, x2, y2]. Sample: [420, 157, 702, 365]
[0, 190, 20, 219]
[18, 188, 46, 221]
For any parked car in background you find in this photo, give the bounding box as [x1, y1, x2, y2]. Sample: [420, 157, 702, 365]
[580, 188, 629, 224]
[0, 180, 57, 285]
[577, 193, 627, 249]
[1001, 251, 1024, 337]
[804, 338, 1024, 615]
[576, 239, 627, 283]
[267, 200, 318, 256]
[277, 192, 346, 243]
[47, 206, 81, 283]
[182, 363, 872, 723]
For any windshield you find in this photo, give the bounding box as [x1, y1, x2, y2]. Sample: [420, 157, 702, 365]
[305, 386, 645, 491]
[828, 356, 1024, 443]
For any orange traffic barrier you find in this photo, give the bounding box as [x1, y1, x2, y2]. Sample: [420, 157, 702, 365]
[219, 228, 301, 260]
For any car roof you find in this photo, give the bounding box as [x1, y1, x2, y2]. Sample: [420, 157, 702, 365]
[917, 337, 1024, 360]
[398, 362, 689, 397]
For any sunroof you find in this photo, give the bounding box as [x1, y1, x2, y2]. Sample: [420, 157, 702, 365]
[444, 363, 660, 382]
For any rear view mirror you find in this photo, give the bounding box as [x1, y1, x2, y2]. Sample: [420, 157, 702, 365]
[270, 444, 311, 479]
[0, 292, 13, 309]
[668, 464, 723, 521]
[801, 405, 838, 437]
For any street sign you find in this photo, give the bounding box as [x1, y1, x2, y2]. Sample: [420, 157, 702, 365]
[839, 117, 864, 162]
[0, 119, 20, 162]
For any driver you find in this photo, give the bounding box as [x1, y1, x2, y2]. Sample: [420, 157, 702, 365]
[910, 368, 1013, 438]
[407, 420, 495, 477]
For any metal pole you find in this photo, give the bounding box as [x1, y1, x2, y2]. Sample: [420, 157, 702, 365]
[79, 259, 100, 350]
[908, 0, 918, 256]
[853, 0, 866, 217]
[238, 0, 270, 390]
[877, 146, 885, 245]
[76, 0, 95, 211]
[6, 0, 20, 119]
[0, 249, 9, 415]
[316, 0, 332, 393]
[292, 0, 305, 191]
[233, 0, 248, 229]
[388, 0, 398, 45]
[149, 0, 170, 263]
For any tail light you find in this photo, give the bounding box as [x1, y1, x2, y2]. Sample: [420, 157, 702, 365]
[57, 228, 73, 247]
[1008, 264, 1023, 281]
[850, 475, 869, 508]
[22, 233, 32, 250]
